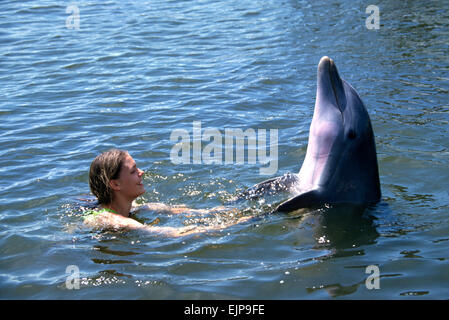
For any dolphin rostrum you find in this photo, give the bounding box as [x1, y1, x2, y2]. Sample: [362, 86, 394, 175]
[239, 56, 381, 213]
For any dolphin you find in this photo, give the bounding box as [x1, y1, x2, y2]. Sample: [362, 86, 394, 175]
[238, 56, 381, 213]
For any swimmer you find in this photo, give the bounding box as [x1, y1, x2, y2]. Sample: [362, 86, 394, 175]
[85, 149, 249, 236]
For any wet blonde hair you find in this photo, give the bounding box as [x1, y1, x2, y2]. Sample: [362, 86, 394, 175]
[89, 149, 128, 205]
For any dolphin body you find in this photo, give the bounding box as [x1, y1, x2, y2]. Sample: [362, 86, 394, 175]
[239, 56, 381, 213]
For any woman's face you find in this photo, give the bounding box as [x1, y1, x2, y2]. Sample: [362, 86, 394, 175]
[114, 153, 145, 200]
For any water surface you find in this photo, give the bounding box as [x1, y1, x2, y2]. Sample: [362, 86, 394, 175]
[0, 0, 448, 299]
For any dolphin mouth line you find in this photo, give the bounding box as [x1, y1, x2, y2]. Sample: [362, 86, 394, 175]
[329, 60, 343, 115]
[328, 60, 345, 126]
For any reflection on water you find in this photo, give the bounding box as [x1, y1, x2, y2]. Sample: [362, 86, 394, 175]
[313, 204, 380, 252]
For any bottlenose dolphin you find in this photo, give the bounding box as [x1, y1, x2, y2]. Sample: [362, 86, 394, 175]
[239, 56, 381, 213]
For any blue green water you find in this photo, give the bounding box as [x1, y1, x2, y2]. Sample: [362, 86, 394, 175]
[0, 0, 448, 299]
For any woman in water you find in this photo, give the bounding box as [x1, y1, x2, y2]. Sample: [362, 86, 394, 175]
[84, 148, 248, 236]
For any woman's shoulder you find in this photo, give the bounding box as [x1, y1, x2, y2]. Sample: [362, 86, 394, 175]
[83, 207, 143, 230]
[83, 208, 110, 227]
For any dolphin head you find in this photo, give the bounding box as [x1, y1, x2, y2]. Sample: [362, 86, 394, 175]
[293, 56, 381, 207]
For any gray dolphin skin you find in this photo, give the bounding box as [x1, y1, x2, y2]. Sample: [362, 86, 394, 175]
[240, 56, 381, 213]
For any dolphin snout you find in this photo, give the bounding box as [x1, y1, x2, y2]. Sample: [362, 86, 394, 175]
[318, 56, 337, 79]
[316, 56, 346, 114]
[318, 56, 330, 76]
[319, 55, 331, 66]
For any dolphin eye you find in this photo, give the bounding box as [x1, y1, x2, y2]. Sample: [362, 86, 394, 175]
[348, 129, 356, 139]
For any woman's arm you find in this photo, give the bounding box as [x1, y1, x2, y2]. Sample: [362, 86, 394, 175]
[138, 202, 209, 215]
[144, 215, 251, 237]
[84, 210, 251, 237]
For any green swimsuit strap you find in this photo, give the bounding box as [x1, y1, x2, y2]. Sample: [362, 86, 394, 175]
[84, 207, 118, 216]
[100, 208, 118, 214]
